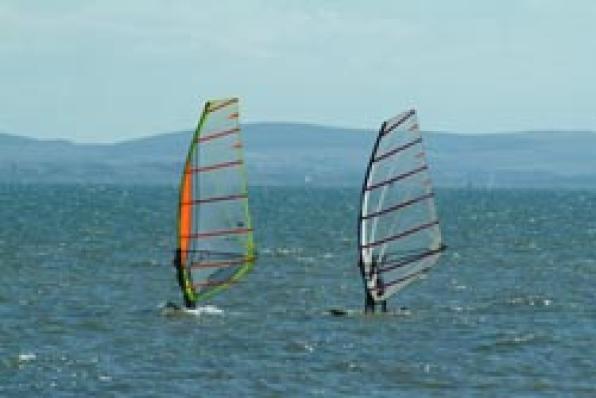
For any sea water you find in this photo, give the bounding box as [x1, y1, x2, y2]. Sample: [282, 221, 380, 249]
[0, 184, 594, 397]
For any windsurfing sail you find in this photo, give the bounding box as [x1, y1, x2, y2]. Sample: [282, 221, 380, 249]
[176, 97, 256, 304]
[358, 109, 445, 302]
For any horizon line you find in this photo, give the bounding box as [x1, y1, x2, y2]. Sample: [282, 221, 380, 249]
[1, 122, 595, 145]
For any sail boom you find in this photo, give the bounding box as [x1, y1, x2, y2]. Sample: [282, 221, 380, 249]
[180, 248, 245, 256]
[376, 266, 432, 291]
[193, 279, 236, 288]
[182, 227, 253, 240]
[191, 256, 255, 269]
[378, 246, 446, 274]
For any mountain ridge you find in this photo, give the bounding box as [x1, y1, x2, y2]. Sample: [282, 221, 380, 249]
[1, 123, 596, 188]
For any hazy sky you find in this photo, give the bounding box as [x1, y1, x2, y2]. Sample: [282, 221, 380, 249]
[1, 0, 595, 142]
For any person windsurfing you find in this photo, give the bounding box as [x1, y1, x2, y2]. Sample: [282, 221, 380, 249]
[173, 248, 197, 309]
[364, 255, 387, 314]
[377, 270, 387, 313]
[364, 286, 375, 313]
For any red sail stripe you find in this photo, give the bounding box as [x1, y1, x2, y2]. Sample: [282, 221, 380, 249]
[182, 193, 247, 205]
[193, 279, 236, 288]
[361, 193, 434, 220]
[191, 257, 255, 269]
[182, 227, 252, 240]
[207, 98, 238, 113]
[360, 220, 439, 249]
[197, 127, 240, 143]
[408, 123, 419, 131]
[382, 109, 415, 136]
[373, 137, 422, 163]
[366, 165, 428, 191]
[188, 160, 243, 174]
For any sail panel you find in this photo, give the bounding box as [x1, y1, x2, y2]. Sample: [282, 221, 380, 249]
[176, 98, 255, 302]
[178, 164, 193, 267]
[359, 109, 444, 302]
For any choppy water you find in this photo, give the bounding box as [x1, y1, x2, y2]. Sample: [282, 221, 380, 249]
[1, 184, 595, 397]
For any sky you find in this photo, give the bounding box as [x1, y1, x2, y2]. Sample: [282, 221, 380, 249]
[1, 0, 595, 143]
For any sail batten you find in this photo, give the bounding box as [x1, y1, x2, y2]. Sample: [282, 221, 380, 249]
[185, 193, 248, 205]
[373, 137, 422, 163]
[182, 227, 253, 240]
[361, 192, 435, 220]
[360, 220, 440, 249]
[358, 109, 444, 302]
[375, 266, 432, 291]
[365, 165, 428, 191]
[193, 280, 236, 288]
[191, 256, 255, 269]
[197, 127, 240, 143]
[187, 159, 244, 174]
[176, 97, 255, 303]
[382, 109, 415, 136]
[206, 98, 238, 113]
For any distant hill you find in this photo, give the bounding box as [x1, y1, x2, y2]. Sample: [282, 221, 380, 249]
[1, 123, 596, 188]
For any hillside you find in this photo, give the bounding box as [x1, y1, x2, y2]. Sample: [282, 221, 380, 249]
[1, 124, 596, 188]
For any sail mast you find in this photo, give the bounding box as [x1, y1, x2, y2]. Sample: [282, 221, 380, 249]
[357, 121, 386, 295]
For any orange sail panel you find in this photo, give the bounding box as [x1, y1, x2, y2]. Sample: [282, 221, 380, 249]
[178, 163, 193, 266]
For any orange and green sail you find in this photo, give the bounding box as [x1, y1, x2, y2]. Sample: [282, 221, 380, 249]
[176, 98, 256, 305]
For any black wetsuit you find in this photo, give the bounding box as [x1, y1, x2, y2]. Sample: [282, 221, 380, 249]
[365, 287, 388, 313]
[377, 272, 387, 313]
[365, 290, 376, 313]
[364, 257, 388, 314]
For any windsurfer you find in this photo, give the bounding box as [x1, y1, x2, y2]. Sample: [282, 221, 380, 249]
[364, 289, 375, 313]
[173, 248, 196, 309]
[364, 255, 387, 313]
[376, 256, 387, 312]
[378, 273, 387, 313]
